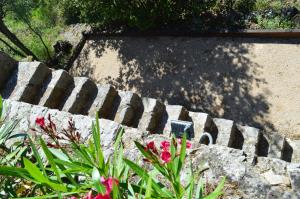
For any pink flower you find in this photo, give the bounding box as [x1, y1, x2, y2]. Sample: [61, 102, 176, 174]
[35, 117, 45, 128]
[160, 140, 170, 151]
[101, 177, 119, 194]
[160, 150, 171, 163]
[84, 177, 119, 199]
[178, 139, 192, 149]
[146, 141, 158, 154]
[86, 190, 93, 199]
[94, 193, 111, 199]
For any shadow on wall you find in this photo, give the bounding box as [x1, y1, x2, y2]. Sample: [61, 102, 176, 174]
[72, 36, 279, 131]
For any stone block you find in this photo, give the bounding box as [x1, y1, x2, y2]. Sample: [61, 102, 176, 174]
[39, 70, 74, 109]
[62, 77, 97, 114]
[2, 62, 51, 104]
[213, 118, 239, 148]
[71, 114, 94, 140]
[288, 165, 300, 191]
[138, 97, 164, 133]
[160, 105, 189, 134]
[188, 112, 215, 143]
[261, 170, 290, 186]
[264, 132, 292, 161]
[113, 91, 141, 126]
[237, 125, 262, 160]
[88, 84, 117, 118]
[99, 118, 121, 148]
[286, 139, 300, 163]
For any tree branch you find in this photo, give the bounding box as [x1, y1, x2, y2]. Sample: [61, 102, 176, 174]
[0, 37, 26, 57]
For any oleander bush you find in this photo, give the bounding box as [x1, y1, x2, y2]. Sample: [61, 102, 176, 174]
[0, 96, 225, 198]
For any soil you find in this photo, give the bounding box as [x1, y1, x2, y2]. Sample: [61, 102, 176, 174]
[71, 36, 300, 139]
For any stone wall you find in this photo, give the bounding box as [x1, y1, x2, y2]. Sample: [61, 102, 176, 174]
[1, 52, 300, 198]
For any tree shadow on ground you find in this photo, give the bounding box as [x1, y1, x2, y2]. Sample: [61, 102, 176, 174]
[73, 36, 297, 132]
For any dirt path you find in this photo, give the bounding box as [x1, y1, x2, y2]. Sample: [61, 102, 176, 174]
[71, 37, 300, 139]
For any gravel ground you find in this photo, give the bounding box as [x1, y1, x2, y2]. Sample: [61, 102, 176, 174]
[71, 36, 300, 139]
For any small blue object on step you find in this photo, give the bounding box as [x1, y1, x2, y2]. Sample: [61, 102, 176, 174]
[170, 120, 194, 140]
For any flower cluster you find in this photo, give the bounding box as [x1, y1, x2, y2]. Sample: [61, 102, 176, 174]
[71, 177, 119, 199]
[145, 138, 192, 164]
[35, 115, 81, 148]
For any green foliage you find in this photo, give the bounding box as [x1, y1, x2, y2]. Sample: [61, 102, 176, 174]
[0, 111, 225, 198]
[256, 15, 295, 29]
[0, 0, 64, 61]
[59, 0, 217, 30]
[0, 113, 128, 198]
[0, 96, 29, 198]
[124, 134, 225, 198]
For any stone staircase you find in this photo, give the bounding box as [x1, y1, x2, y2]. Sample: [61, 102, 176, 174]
[0, 52, 299, 164]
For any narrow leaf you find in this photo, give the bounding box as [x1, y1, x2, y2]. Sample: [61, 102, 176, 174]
[40, 138, 62, 183]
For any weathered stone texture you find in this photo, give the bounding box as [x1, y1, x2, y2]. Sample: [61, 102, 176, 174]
[62, 77, 97, 114]
[138, 97, 164, 133]
[113, 91, 141, 126]
[2, 62, 51, 104]
[188, 112, 215, 143]
[237, 125, 262, 161]
[39, 70, 74, 109]
[213, 118, 237, 147]
[161, 105, 189, 134]
[88, 84, 117, 118]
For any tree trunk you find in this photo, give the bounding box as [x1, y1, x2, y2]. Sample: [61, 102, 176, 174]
[0, 19, 38, 60]
[0, 37, 25, 57]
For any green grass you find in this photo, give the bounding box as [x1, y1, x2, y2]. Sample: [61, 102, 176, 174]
[0, 14, 64, 61]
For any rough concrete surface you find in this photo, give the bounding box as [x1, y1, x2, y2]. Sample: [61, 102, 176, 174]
[72, 37, 300, 139]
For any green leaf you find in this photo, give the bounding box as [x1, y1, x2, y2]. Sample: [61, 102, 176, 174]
[112, 182, 119, 199]
[92, 167, 105, 194]
[204, 177, 225, 199]
[17, 191, 83, 199]
[28, 136, 47, 177]
[124, 158, 172, 198]
[49, 148, 70, 162]
[0, 120, 18, 145]
[195, 178, 204, 199]
[40, 138, 62, 183]
[177, 133, 187, 176]
[23, 158, 67, 192]
[23, 157, 48, 183]
[145, 177, 152, 198]
[0, 166, 29, 178]
[0, 145, 27, 165]
[92, 112, 105, 169]
[127, 183, 136, 198]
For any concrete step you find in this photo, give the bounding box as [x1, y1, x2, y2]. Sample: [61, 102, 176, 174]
[111, 91, 141, 126]
[38, 70, 74, 109]
[263, 132, 293, 162]
[286, 139, 300, 163]
[0, 53, 17, 91]
[62, 77, 97, 114]
[138, 97, 165, 133]
[213, 118, 243, 149]
[160, 105, 189, 135]
[237, 125, 262, 161]
[88, 84, 118, 118]
[188, 112, 217, 144]
[2, 62, 51, 104]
